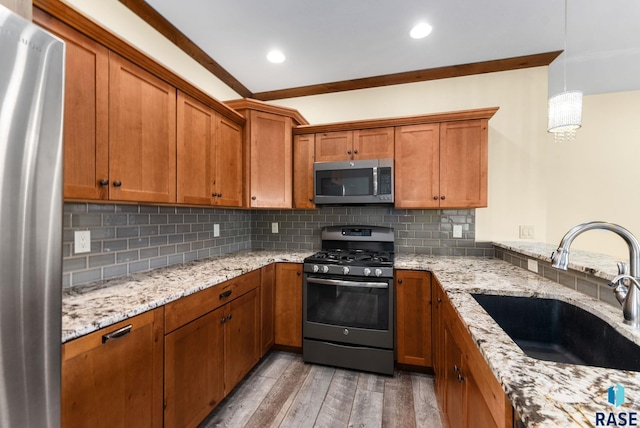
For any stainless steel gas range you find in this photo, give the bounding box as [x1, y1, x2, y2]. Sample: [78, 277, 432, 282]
[302, 225, 394, 375]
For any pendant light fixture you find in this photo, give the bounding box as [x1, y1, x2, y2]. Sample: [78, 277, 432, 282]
[548, 0, 582, 142]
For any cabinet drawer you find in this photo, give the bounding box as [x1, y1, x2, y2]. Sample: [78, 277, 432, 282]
[165, 269, 261, 334]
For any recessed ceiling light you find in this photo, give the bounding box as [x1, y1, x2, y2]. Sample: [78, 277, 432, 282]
[267, 49, 285, 64]
[410, 22, 433, 39]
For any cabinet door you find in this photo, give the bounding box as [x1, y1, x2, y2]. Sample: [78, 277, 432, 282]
[293, 134, 315, 209]
[432, 279, 446, 403]
[35, 11, 109, 200]
[261, 263, 276, 355]
[224, 288, 261, 393]
[444, 322, 466, 428]
[164, 306, 225, 428]
[109, 53, 177, 203]
[275, 263, 303, 347]
[466, 369, 500, 428]
[315, 131, 353, 162]
[353, 127, 394, 160]
[177, 91, 215, 205]
[62, 308, 163, 428]
[215, 115, 243, 207]
[394, 124, 440, 208]
[395, 270, 432, 367]
[439, 120, 488, 208]
[249, 111, 292, 208]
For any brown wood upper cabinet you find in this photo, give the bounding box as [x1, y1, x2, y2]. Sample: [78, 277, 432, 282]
[108, 53, 177, 203]
[61, 308, 164, 428]
[177, 91, 242, 207]
[225, 99, 307, 208]
[293, 134, 316, 209]
[34, 11, 110, 201]
[315, 127, 394, 162]
[395, 119, 489, 209]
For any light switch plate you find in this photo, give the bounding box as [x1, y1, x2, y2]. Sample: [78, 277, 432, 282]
[527, 259, 539, 273]
[213, 224, 220, 237]
[74, 230, 91, 254]
[272, 222, 279, 234]
[453, 224, 463, 238]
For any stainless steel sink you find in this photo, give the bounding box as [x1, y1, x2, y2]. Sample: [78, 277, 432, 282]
[471, 293, 640, 371]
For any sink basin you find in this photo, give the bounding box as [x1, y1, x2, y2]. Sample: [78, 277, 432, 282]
[471, 293, 640, 371]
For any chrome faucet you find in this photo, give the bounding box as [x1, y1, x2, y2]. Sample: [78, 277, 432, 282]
[551, 221, 640, 327]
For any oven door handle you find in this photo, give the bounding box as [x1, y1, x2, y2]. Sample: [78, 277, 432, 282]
[306, 276, 389, 289]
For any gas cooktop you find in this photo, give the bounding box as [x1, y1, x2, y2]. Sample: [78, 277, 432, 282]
[305, 249, 394, 266]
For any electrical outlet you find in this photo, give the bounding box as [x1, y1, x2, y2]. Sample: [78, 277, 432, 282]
[213, 224, 220, 237]
[453, 224, 463, 238]
[519, 225, 536, 239]
[527, 259, 539, 273]
[271, 222, 279, 234]
[74, 230, 91, 254]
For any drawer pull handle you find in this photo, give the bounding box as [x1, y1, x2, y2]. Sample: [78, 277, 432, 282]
[102, 324, 132, 344]
[219, 290, 232, 299]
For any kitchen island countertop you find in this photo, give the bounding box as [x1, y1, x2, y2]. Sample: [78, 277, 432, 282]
[64, 246, 640, 427]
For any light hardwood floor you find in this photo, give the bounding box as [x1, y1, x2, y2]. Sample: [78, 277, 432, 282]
[200, 351, 442, 428]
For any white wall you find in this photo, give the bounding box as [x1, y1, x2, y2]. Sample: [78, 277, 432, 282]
[66, 0, 640, 260]
[64, 0, 241, 101]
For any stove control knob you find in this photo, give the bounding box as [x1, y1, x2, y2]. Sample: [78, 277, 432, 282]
[342, 266, 350, 275]
[374, 268, 383, 277]
[322, 265, 329, 274]
[363, 268, 371, 276]
[312, 265, 319, 273]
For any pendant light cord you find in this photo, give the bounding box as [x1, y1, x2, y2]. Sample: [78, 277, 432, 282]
[563, 0, 568, 92]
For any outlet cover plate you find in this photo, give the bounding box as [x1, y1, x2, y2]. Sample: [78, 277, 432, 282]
[453, 225, 463, 238]
[272, 222, 279, 234]
[74, 230, 91, 254]
[527, 259, 539, 273]
[213, 224, 220, 237]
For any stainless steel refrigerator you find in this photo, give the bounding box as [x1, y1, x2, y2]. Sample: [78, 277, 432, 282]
[0, 5, 64, 428]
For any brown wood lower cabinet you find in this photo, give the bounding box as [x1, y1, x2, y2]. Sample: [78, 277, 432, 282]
[260, 263, 276, 355]
[275, 263, 303, 347]
[164, 270, 261, 428]
[433, 278, 513, 428]
[61, 308, 164, 428]
[395, 270, 432, 366]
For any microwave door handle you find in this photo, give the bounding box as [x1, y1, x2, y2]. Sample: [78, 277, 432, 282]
[372, 167, 378, 195]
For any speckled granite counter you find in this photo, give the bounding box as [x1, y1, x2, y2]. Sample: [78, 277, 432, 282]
[64, 246, 640, 427]
[396, 253, 640, 427]
[62, 250, 313, 342]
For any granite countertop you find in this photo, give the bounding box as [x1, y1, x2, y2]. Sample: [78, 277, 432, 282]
[63, 244, 640, 427]
[62, 250, 313, 342]
[396, 251, 640, 427]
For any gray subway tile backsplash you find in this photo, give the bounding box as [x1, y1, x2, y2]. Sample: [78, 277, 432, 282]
[63, 203, 492, 288]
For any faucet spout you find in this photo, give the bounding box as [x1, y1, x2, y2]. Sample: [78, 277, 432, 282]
[551, 221, 640, 327]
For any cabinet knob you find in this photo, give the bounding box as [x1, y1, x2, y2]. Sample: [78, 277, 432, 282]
[218, 193, 222, 198]
[441, 195, 446, 200]
[221, 317, 226, 324]
[433, 196, 438, 200]
[212, 193, 217, 197]
[454, 364, 460, 372]
[309, 198, 313, 202]
[398, 279, 403, 284]
[347, 150, 352, 155]
[113, 181, 122, 187]
[99, 179, 109, 186]
[457, 374, 465, 383]
[227, 313, 232, 320]
[437, 298, 442, 304]
[252, 196, 257, 200]
[297, 271, 301, 276]
[353, 150, 358, 154]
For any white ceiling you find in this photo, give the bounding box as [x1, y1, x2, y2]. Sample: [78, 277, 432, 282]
[144, 0, 640, 97]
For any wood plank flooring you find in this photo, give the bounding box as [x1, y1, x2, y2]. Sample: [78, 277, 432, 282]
[200, 351, 442, 428]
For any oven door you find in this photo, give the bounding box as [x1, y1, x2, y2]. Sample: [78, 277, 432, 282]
[303, 274, 393, 349]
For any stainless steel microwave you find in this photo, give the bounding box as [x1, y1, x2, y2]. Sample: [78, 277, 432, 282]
[313, 159, 394, 205]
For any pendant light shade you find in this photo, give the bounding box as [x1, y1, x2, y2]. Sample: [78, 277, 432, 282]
[547, 0, 582, 142]
[548, 90, 582, 142]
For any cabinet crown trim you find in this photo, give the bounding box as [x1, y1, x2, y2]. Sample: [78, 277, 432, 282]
[293, 107, 499, 135]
